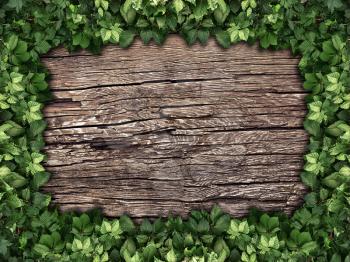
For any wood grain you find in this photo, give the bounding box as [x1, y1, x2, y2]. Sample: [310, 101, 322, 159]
[42, 36, 308, 218]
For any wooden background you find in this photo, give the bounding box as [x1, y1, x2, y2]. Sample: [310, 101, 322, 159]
[41, 36, 308, 219]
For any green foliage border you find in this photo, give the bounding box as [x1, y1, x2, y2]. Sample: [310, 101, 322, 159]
[1, 0, 350, 261]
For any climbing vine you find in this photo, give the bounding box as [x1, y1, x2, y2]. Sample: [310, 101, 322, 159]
[0, 0, 350, 261]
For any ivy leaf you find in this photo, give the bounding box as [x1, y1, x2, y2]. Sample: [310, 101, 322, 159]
[210, 205, 223, 222]
[322, 173, 341, 188]
[0, 166, 11, 178]
[330, 254, 342, 262]
[8, 173, 27, 188]
[29, 120, 47, 137]
[33, 192, 51, 209]
[119, 30, 135, 48]
[101, 28, 112, 42]
[213, 214, 230, 233]
[140, 219, 153, 233]
[197, 219, 210, 233]
[143, 243, 156, 262]
[120, 215, 135, 233]
[33, 172, 50, 189]
[140, 30, 153, 44]
[213, 0, 229, 24]
[72, 33, 90, 49]
[0, 239, 11, 256]
[325, 0, 343, 12]
[8, 194, 24, 208]
[327, 198, 343, 213]
[33, 243, 50, 256]
[208, 0, 218, 11]
[301, 172, 317, 189]
[11, 40, 30, 64]
[121, 0, 136, 24]
[213, 238, 229, 259]
[173, 0, 184, 14]
[304, 119, 321, 137]
[165, 248, 177, 262]
[7, 0, 24, 12]
[198, 30, 209, 44]
[193, 0, 208, 21]
[339, 166, 350, 176]
[215, 31, 231, 48]
[6, 35, 18, 51]
[332, 35, 345, 51]
[260, 33, 277, 49]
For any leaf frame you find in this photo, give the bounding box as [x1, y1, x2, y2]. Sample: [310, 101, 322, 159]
[0, 0, 350, 261]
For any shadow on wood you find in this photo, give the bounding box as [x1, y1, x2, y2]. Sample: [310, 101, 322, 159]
[41, 36, 308, 219]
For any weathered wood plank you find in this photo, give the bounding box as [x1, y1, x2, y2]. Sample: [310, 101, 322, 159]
[42, 36, 308, 218]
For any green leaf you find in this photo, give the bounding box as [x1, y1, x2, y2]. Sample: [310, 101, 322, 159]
[33, 243, 50, 256]
[119, 30, 135, 48]
[213, 214, 230, 233]
[140, 30, 153, 44]
[301, 172, 317, 188]
[7, 0, 24, 12]
[323, 173, 341, 188]
[238, 28, 249, 41]
[215, 31, 231, 48]
[166, 248, 177, 262]
[72, 239, 83, 251]
[197, 30, 209, 44]
[183, 29, 197, 45]
[32, 152, 44, 164]
[213, 238, 229, 259]
[213, 0, 229, 24]
[29, 120, 47, 137]
[80, 34, 90, 49]
[143, 243, 156, 262]
[260, 33, 277, 49]
[239, 221, 250, 234]
[325, 0, 343, 12]
[8, 194, 24, 208]
[9, 173, 27, 188]
[0, 166, 11, 178]
[330, 253, 342, 262]
[327, 72, 340, 84]
[0, 239, 11, 256]
[304, 119, 321, 136]
[210, 205, 223, 222]
[197, 219, 210, 233]
[140, 219, 153, 233]
[193, 0, 208, 21]
[35, 40, 51, 54]
[33, 192, 51, 209]
[9, 40, 29, 64]
[332, 35, 345, 50]
[121, 0, 136, 24]
[7, 35, 18, 51]
[120, 215, 135, 232]
[327, 198, 343, 213]
[72, 34, 82, 46]
[101, 220, 112, 234]
[121, 238, 136, 258]
[101, 28, 112, 42]
[208, 0, 218, 11]
[173, 0, 184, 14]
[10, 72, 23, 84]
[339, 166, 350, 176]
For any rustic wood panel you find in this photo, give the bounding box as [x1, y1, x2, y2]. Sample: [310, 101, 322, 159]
[41, 36, 308, 218]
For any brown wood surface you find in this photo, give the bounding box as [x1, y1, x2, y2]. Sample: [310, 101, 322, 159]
[41, 36, 308, 219]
